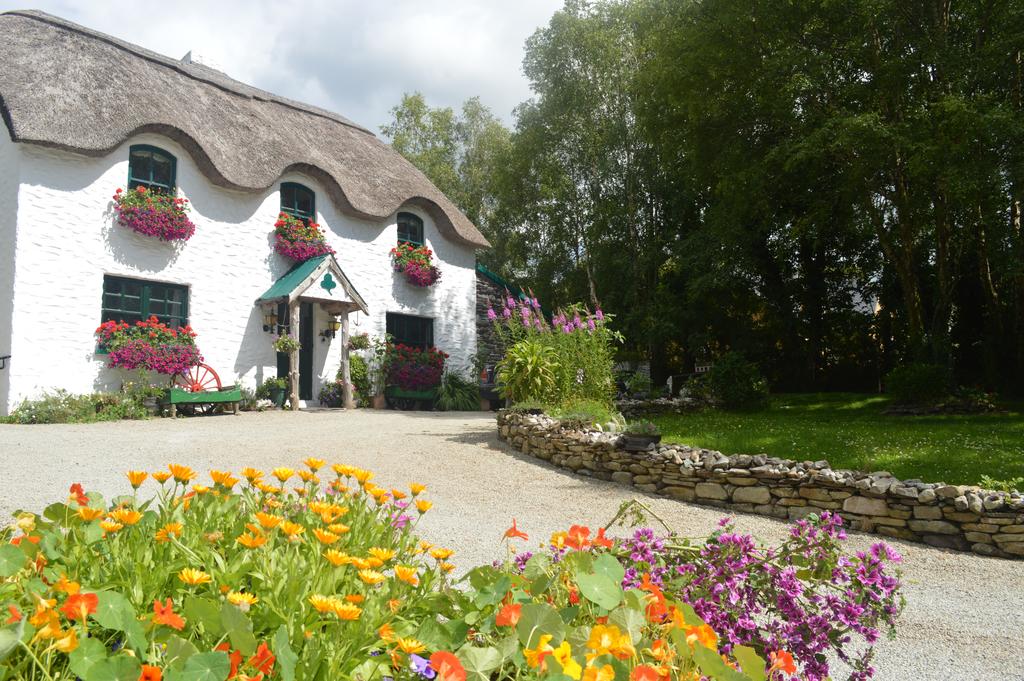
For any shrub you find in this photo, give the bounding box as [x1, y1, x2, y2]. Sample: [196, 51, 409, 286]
[626, 371, 653, 396]
[436, 371, 480, 411]
[508, 398, 548, 413]
[96, 316, 202, 377]
[112, 185, 195, 242]
[884, 363, 951, 405]
[702, 352, 769, 410]
[978, 475, 1024, 493]
[255, 377, 288, 400]
[273, 212, 335, 262]
[496, 339, 558, 403]
[238, 385, 259, 411]
[5, 389, 148, 424]
[386, 344, 446, 391]
[390, 243, 441, 287]
[626, 419, 661, 436]
[346, 354, 371, 407]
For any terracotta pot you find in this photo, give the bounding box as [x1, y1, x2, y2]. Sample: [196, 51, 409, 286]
[479, 396, 491, 411]
[371, 394, 387, 410]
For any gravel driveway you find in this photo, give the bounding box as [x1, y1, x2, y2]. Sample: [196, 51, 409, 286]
[0, 410, 1019, 680]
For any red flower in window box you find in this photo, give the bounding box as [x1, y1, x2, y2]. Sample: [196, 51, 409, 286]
[390, 242, 441, 287]
[112, 187, 195, 242]
[273, 213, 335, 262]
[96, 316, 203, 376]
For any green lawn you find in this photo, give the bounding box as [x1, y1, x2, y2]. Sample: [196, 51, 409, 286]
[649, 393, 1024, 486]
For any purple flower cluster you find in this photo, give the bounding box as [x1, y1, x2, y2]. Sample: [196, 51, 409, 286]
[113, 187, 196, 242]
[107, 339, 203, 376]
[487, 290, 606, 337]
[273, 213, 335, 262]
[399, 259, 441, 287]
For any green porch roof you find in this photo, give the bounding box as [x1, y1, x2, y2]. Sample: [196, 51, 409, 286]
[257, 255, 328, 302]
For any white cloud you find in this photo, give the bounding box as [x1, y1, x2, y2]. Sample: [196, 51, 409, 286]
[0, 0, 562, 131]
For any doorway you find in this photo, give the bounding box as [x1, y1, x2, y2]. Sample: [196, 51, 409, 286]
[275, 302, 315, 401]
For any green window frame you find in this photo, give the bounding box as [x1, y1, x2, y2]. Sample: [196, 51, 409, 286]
[386, 312, 434, 350]
[397, 212, 424, 246]
[281, 182, 316, 224]
[99, 276, 189, 353]
[128, 145, 177, 193]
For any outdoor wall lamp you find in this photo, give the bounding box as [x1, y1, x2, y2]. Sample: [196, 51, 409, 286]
[262, 309, 279, 333]
[320, 317, 342, 342]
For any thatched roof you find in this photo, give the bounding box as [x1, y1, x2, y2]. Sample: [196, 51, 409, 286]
[0, 10, 489, 248]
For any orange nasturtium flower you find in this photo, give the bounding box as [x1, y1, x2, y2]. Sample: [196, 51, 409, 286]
[566, 525, 592, 550]
[76, 507, 105, 522]
[594, 527, 614, 548]
[769, 651, 797, 676]
[504, 519, 529, 541]
[6, 605, 22, 624]
[151, 471, 172, 484]
[394, 565, 419, 586]
[49, 628, 79, 653]
[126, 470, 148, 488]
[60, 593, 99, 621]
[68, 483, 89, 506]
[152, 598, 185, 630]
[430, 651, 466, 681]
[139, 664, 163, 681]
[583, 664, 615, 681]
[177, 568, 212, 586]
[271, 467, 294, 482]
[586, 624, 635, 660]
[55, 575, 80, 595]
[168, 464, 197, 483]
[495, 602, 522, 627]
[631, 665, 660, 681]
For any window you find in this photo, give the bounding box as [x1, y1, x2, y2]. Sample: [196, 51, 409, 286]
[386, 313, 433, 350]
[102, 275, 189, 329]
[281, 182, 316, 224]
[397, 212, 424, 246]
[128, 145, 176, 193]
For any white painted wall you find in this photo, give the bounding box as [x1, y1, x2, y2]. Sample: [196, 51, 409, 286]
[0, 130, 19, 413]
[4, 133, 478, 413]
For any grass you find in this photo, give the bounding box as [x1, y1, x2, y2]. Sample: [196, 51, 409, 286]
[649, 393, 1024, 486]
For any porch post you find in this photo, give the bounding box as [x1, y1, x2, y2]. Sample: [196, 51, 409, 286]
[341, 312, 354, 409]
[288, 300, 300, 410]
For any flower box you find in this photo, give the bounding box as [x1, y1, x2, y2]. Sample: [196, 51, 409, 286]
[112, 186, 195, 242]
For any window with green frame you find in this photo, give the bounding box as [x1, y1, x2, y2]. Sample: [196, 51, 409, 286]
[397, 212, 424, 246]
[101, 275, 189, 330]
[386, 312, 433, 350]
[281, 182, 316, 224]
[128, 145, 177, 193]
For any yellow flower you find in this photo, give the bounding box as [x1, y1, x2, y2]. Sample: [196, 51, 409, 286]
[344, 594, 364, 604]
[439, 562, 456, 573]
[331, 602, 362, 620]
[304, 457, 325, 471]
[126, 470, 148, 488]
[583, 665, 615, 681]
[227, 591, 258, 611]
[49, 628, 79, 654]
[683, 623, 718, 651]
[178, 568, 212, 586]
[429, 547, 454, 561]
[323, 549, 349, 566]
[193, 485, 211, 495]
[525, 634, 555, 668]
[210, 470, 239, 488]
[378, 623, 395, 641]
[109, 508, 142, 525]
[396, 638, 426, 655]
[264, 497, 283, 509]
[256, 482, 282, 495]
[368, 547, 396, 563]
[77, 507, 104, 522]
[415, 500, 433, 514]
[152, 471, 172, 484]
[297, 470, 318, 483]
[308, 595, 336, 614]
[551, 641, 582, 679]
[550, 532, 568, 550]
[15, 514, 35, 533]
[100, 520, 123, 533]
[358, 569, 386, 586]
[394, 565, 419, 586]
[313, 528, 340, 545]
[410, 483, 426, 496]
[353, 468, 374, 484]
[279, 521, 305, 538]
[155, 522, 184, 543]
[328, 523, 350, 535]
[391, 489, 408, 500]
[205, 532, 223, 543]
[271, 467, 294, 482]
[241, 467, 264, 484]
[349, 557, 372, 570]
[387, 598, 402, 613]
[168, 464, 197, 483]
[586, 624, 635, 661]
[254, 512, 283, 529]
[55, 575, 80, 595]
[332, 463, 356, 477]
[308, 500, 331, 515]
[236, 533, 267, 549]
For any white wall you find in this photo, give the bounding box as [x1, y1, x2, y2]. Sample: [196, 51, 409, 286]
[0, 130, 19, 414]
[5, 133, 478, 412]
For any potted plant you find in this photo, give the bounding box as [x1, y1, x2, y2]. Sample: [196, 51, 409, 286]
[272, 335, 301, 354]
[318, 380, 345, 408]
[273, 212, 335, 262]
[620, 420, 662, 451]
[261, 377, 289, 408]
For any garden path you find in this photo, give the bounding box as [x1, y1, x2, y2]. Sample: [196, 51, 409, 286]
[0, 410, 1018, 681]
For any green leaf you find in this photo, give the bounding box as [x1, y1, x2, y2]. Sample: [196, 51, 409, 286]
[528, 573, 551, 596]
[576, 573, 622, 611]
[693, 644, 749, 681]
[69, 637, 108, 678]
[274, 626, 298, 681]
[165, 635, 199, 669]
[184, 597, 223, 636]
[220, 602, 257, 656]
[350, 658, 391, 681]
[675, 602, 707, 627]
[91, 591, 146, 652]
[457, 646, 503, 681]
[85, 656, 142, 681]
[523, 553, 550, 580]
[83, 522, 105, 545]
[0, 620, 25, 662]
[43, 502, 70, 524]
[180, 651, 230, 681]
[0, 545, 25, 578]
[516, 602, 565, 648]
[592, 553, 625, 585]
[732, 645, 767, 681]
[608, 605, 644, 644]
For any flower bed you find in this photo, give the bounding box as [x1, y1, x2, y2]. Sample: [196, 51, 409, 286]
[113, 186, 195, 242]
[387, 344, 447, 392]
[0, 462, 902, 681]
[96, 316, 202, 376]
[273, 213, 335, 262]
[391, 243, 441, 287]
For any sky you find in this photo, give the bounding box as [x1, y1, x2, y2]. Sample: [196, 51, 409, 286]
[0, 1, 564, 133]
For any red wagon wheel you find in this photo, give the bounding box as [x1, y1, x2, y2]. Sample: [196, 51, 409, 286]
[175, 363, 222, 393]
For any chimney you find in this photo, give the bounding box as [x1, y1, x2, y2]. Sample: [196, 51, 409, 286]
[181, 50, 223, 72]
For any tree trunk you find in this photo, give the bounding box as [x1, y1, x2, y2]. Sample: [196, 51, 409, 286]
[341, 313, 355, 409]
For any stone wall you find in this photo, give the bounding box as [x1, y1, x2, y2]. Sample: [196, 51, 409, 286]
[497, 411, 1024, 559]
[476, 271, 506, 369]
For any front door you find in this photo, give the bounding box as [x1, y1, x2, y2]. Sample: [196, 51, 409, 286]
[276, 302, 315, 402]
[299, 302, 314, 400]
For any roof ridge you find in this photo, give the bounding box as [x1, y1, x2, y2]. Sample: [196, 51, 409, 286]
[0, 9, 375, 137]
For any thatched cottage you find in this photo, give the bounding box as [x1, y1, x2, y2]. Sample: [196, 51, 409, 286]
[0, 10, 490, 414]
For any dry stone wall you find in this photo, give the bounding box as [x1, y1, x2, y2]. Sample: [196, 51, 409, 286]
[497, 410, 1024, 559]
